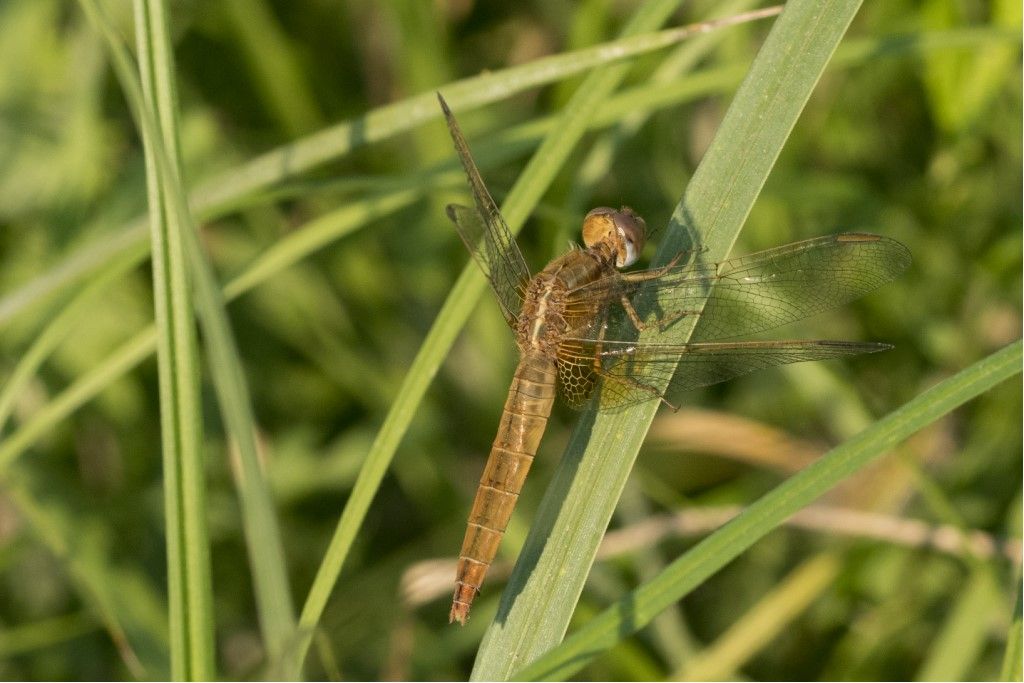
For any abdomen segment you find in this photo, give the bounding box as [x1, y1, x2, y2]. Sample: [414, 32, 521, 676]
[450, 354, 557, 625]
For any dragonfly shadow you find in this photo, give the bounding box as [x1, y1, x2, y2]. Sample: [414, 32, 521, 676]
[636, 205, 710, 330]
[652, 203, 705, 260]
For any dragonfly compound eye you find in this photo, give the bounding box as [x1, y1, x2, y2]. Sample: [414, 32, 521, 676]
[581, 207, 617, 250]
[611, 207, 646, 268]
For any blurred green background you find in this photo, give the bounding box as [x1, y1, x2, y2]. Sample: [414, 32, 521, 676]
[0, 0, 1020, 680]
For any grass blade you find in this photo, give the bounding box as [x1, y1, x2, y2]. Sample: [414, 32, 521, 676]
[93, 0, 300, 669]
[0, 249, 140, 435]
[78, 0, 302, 673]
[130, 0, 214, 676]
[916, 569, 1003, 680]
[1000, 599, 1023, 681]
[676, 553, 842, 680]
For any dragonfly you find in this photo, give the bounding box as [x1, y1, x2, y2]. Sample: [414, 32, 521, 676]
[437, 94, 910, 625]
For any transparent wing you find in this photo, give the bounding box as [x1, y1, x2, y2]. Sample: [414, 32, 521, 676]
[566, 233, 911, 346]
[556, 339, 891, 410]
[445, 204, 530, 327]
[554, 232, 910, 409]
[439, 94, 531, 327]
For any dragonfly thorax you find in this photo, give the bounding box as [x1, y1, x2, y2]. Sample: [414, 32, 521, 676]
[581, 206, 646, 268]
[517, 271, 570, 356]
[516, 238, 616, 357]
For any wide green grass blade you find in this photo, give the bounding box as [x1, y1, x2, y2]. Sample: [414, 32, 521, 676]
[514, 340, 1022, 681]
[471, 2, 867, 679]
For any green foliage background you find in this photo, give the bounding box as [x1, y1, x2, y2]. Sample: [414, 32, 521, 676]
[0, 0, 1019, 680]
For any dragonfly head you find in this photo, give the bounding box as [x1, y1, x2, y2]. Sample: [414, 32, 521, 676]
[582, 206, 647, 268]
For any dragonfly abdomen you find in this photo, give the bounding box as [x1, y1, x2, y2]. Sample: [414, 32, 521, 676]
[450, 353, 557, 625]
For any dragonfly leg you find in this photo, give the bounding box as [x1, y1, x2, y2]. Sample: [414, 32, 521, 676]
[619, 292, 649, 331]
[620, 250, 687, 284]
[653, 307, 704, 332]
[619, 292, 702, 335]
[614, 250, 704, 333]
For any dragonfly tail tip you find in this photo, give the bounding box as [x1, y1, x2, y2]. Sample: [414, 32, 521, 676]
[449, 604, 469, 626]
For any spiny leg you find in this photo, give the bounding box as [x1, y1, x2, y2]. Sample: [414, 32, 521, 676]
[618, 291, 703, 335]
[616, 250, 707, 333]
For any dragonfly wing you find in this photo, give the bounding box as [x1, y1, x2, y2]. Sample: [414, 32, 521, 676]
[557, 338, 891, 410]
[567, 233, 911, 345]
[440, 95, 531, 327]
[446, 204, 529, 327]
[689, 233, 910, 343]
